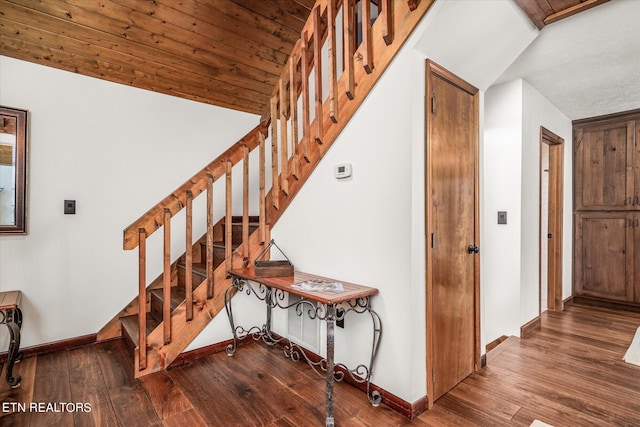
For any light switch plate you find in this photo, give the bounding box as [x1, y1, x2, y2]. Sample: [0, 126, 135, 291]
[497, 211, 507, 224]
[64, 200, 76, 215]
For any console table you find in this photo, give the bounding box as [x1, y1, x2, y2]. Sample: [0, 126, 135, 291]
[225, 268, 382, 427]
[0, 290, 23, 387]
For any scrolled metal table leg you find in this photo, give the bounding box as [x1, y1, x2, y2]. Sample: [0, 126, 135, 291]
[5, 308, 22, 387]
[366, 305, 383, 406]
[325, 304, 335, 427]
[225, 280, 241, 356]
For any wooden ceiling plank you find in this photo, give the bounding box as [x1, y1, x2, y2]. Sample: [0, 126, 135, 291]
[4, 0, 279, 84]
[535, 0, 555, 15]
[0, 18, 270, 105]
[0, 1, 275, 95]
[163, 0, 301, 53]
[544, 0, 611, 25]
[105, 0, 290, 68]
[0, 30, 265, 113]
[229, 0, 309, 34]
[0, 35, 263, 114]
[293, 0, 318, 10]
[67, 0, 287, 76]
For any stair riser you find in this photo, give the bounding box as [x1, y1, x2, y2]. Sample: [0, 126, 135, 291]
[222, 223, 259, 245]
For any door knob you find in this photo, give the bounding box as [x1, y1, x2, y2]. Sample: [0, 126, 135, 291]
[467, 244, 479, 254]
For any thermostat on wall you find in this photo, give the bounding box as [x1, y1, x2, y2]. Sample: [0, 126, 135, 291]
[335, 163, 352, 179]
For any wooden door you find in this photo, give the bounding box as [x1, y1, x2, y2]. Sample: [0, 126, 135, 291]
[540, 127, 564, 311]
[574, 120, 635, 210]
[574, 212, 634, 302]
[425, 60, 479, 405]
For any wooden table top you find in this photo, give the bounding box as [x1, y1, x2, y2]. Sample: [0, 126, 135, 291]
[228, 268, 378, 305]
[0, 290, 21, 310]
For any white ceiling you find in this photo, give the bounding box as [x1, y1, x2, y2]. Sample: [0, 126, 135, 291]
[495, 0, 640, 120]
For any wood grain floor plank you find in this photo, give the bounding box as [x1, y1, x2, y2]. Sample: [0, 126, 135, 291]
[28, 352, 73, 427]
[66, 345, 120, 426]
[1, 303, 638, 426]
[0, 355, 36, 423]
[141, 370, 194, 421]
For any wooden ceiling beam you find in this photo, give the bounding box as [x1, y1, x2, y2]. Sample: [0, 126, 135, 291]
[544, 0, 610, 25]
[515, 0, 611, 29]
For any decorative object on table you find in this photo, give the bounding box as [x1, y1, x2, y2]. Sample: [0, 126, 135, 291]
[253, 239, 294, 277]
[292, 280, 344, 292]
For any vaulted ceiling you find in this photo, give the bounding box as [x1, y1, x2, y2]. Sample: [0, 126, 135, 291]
[0, 0, 314, 115]
[0, 0, 615, 117]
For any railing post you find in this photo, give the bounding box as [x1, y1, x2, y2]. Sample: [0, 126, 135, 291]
[206, 175, 214, 299]
[259, 131, 267, 245]
[381, 0, 393, 45]
[163, 208, 171, 345]
[225, 160, 233, 272]
[328, 0, 338, 124]
[242, 146, 250, 264]
[289, 54, 300, 179]
[362, 0, 374, 74]
[343, 0, 356, 100]
[300, 29, 311, 161]
[270, 95, 280, 209]
[185, 190, 193, 321]
[138, 228, 147, 371]
[279, 78, 289, 195]
[312, 5, 323, 144]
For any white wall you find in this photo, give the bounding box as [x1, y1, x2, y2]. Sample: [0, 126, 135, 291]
[0, 56, 263, 349]
[483, 80, 524, 340]
[482, 79, 572, 343]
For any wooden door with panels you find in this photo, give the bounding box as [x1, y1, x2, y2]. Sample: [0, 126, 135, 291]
[425, 60, 480, 406]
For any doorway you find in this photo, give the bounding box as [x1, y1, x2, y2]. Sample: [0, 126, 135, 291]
[539, 127, 564, 312]
[425, 60, 480, 407]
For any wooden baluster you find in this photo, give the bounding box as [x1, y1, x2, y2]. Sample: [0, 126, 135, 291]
[328, 0, 338, 123]
[242, 146, 249, 265]
[270, 94, 280, 209]
[312, 6, 323, 144]
[138, 228, 147, 371]
[259, 131, 267, 244]
[300, 29, 311, 161]
[343, 0, 356, 99]
[381, 0, 393, 45]
[185, 190, 193, 321]
[163, 208, 171, 345]
[206, 175, 214, 299]
[362, 0, 374, 74]
[225, 160, 233, 272]
[289, 54, 300, 179]
[279, 78, 289, 195]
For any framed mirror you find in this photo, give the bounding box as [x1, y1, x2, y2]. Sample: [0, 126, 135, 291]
[0, 106, 28, 234]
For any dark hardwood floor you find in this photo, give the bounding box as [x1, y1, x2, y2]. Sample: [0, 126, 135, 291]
[2, 303, 640, 426]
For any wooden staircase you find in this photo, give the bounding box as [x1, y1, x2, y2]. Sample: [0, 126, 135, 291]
[98, 0, 435, 378]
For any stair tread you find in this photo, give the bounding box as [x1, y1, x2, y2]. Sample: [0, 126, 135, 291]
[121, 313, 160, 349]
[177, 262, 208, 277]
[150, 286, 187, 311]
